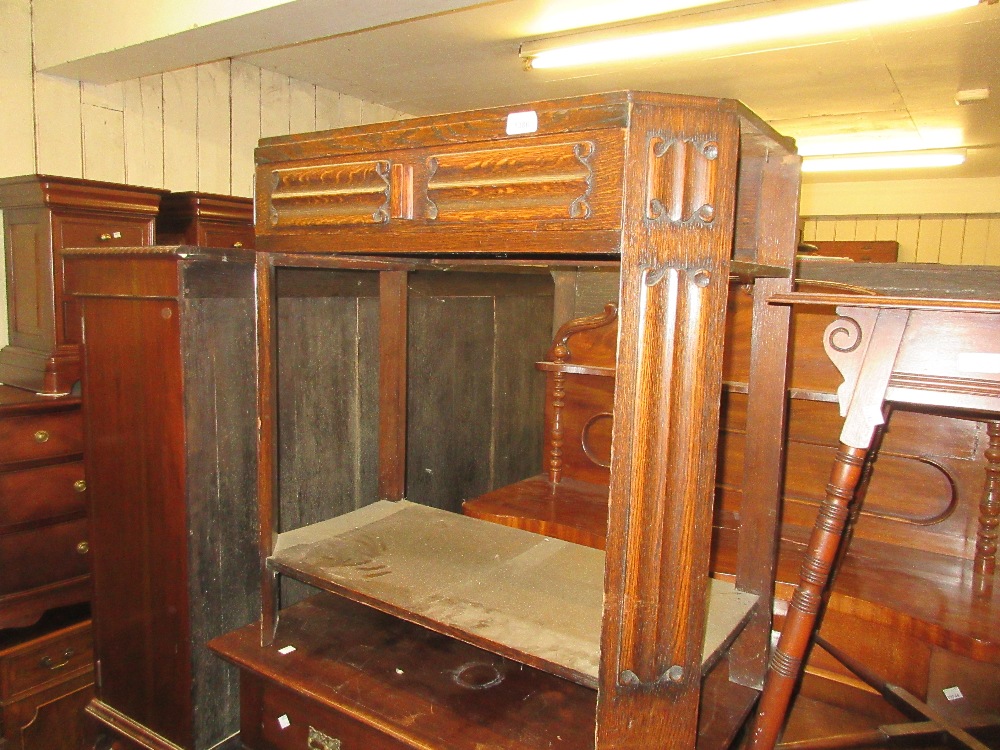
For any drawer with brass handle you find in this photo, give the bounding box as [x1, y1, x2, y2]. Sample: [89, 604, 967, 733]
[0, 461, 86, 529]
[0, 619, 93, 699]
[0, 519, 89, 597]
[0, 410, 82, 467]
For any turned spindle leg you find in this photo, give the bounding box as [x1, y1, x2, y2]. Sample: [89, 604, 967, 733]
[975, 420, 1000, 581]
[745, 443, 869, 750]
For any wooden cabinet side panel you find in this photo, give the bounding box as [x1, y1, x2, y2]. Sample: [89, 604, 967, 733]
[80, 295, 193, 749]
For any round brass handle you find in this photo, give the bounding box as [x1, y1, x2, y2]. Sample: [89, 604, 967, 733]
[74, 479, 87, 492]
[33, 430, 50, 443]
[233, 241, 244, 248]
[76, 541, 89, 555]
[41, 648, 75, 670]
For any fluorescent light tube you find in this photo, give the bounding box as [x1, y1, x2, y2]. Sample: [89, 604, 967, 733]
[801, 150, 967, 172]
[522, 0, 980, 69]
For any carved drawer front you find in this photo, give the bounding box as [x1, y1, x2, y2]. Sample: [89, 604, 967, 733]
[0, 410, 82, 467]
[0, 461, 86, 529]
[425, 134, 620, 225]
[258, 681, 410, 750]
[1, 620, 93, 699]
[266, 160, 393, 229]
[0, 518, 89, 596]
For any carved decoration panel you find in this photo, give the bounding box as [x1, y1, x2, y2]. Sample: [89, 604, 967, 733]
[425, 140, 600, 222]
[645, 136, 719, 226]
[267, 160, 392, 228]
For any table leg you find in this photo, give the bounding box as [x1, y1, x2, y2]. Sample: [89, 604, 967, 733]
[745, 443, 869, 750]
[975, 420, 1000, 585]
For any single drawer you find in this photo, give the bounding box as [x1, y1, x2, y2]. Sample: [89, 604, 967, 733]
[200, 224, 255, 249]
[258, 681, 410, 750]
[0, 461, 86, 530]
[54, 215, 153, 250]
[0, 518, 89, 596]
[0, 619, 92, 699]
[0, 409, 82, 467]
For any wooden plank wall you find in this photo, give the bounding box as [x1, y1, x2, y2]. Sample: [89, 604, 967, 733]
[0, 47, 410, 351]
[801, 215, 1000, 265]
[28, 61, 410, 198]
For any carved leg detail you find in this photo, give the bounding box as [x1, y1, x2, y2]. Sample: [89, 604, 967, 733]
[746, 443, 869, 750]
[549, 369, 565, 485]
[975, 420, 1000, 580]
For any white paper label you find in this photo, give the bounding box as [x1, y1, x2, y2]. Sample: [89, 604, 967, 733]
[957, 352, 1000, 374]
[277, 714, 291, 729]
[278, 645, 296, 654]
[506, 110, 538, 135]
[943, 686, 964, 701]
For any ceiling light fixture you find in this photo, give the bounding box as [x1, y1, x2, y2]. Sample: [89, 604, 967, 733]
[801, 149, 967, 173]
[521, 0, 982, 70]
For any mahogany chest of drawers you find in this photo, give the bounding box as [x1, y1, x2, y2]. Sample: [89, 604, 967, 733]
[0, 386, 88, 630]
[0, 175, 166, 394]
[0, 612, 94, 750]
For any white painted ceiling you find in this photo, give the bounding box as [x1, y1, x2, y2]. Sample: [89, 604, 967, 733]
[236, 0, 1000, 183]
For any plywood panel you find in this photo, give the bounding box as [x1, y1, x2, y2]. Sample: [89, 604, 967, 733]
[260, 69, 290, 139]
[938, 216, 966, 265]
[289, 79, 316, 135]
[339, 94, 364, 127]
[874, 216, 898, 241]
[123, 75, 164, 189]
[197, 61, 232, 195]
[315, 88, 342, 131]
[82, 102, 126, 183]
[853, 218, 877, 241]
[0, 0, 36, 177]
[915, 217, 944, 263]
[34, 73, 83, 177]
[82, 81, 124, 111]
[163, 67, 199, 192]
[961, 217, 991, 266]
[230, 62, 261, 199]
[813, 219, 836, 241]
[833, 218, 857, 240]
[895, 217, 920, 262]
[986, 217, 1000, 266]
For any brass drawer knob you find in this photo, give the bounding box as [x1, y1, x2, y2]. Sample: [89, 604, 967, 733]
[76, 541, 89, 555]
[41, 648, 75, 670]
[33, 430, 50, 443]
[233, 241, 244, 248]
[74, 479, 87, 492]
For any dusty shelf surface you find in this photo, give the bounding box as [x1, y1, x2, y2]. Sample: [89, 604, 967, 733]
[270, 499, 757, 688]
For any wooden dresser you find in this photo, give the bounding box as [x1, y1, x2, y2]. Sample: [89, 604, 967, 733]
[0, 386, 88, 630]
[0, 175, 166, 394]
[156, 191, 255, 250]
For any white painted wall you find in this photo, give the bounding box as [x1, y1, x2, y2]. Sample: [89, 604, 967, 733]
[801, 214, 1000, 265]
[0, 0, 410, 352]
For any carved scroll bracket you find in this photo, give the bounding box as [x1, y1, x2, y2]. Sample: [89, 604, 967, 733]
[645, 135, 719, 226]
[826, 306, 910, 450]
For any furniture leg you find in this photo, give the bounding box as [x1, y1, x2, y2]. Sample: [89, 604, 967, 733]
[975, 420, 1000, 583]
[745, 443, 869, 750]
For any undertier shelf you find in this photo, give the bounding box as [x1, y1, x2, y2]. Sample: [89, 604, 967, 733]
[269, 500, 758, 688]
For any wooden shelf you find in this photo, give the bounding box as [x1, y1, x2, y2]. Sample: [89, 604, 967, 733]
[269, 501, 757, 689]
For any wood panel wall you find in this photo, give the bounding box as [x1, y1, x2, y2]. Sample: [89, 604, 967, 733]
[0, 23, 411, 352]
[801, 214, 1000, 265]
